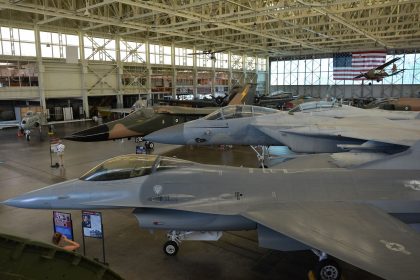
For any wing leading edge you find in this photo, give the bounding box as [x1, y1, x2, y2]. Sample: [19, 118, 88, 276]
[243, 202, 420, 280]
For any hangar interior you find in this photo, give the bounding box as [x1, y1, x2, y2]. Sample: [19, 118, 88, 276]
[1, 1, 420, 280]
[0, 0, 419, 120]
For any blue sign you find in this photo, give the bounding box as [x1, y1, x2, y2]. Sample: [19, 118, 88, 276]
[53, 211, 74, 240]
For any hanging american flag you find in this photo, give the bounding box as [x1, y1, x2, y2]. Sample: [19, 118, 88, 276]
[333, 51, 386, 80]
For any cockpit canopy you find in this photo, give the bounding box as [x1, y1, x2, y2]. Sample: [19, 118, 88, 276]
[289, 101, 340, 113]
[80, 154, 193, 181]
[203, 105, 278, 120]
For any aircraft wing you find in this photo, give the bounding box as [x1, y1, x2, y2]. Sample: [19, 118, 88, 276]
[253, 116, 420, 147]
[354, 73, 366, 79]
[243, 202, 420, 280]
[375, 57, 400, 70]
[0, 120, 20, 129]
[98, 107, 134, 114]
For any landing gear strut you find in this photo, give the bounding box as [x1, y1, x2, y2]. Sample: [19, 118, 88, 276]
[162, 230, 222, 257]
[250, 145, 270, 168]
[163, 230, 184, 256]
[312, 249, 341, 280]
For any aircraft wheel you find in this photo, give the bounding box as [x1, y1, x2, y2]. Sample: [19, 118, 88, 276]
[315, 259, 341, 280]
[145, 141, 154, 150]
[26, 134, 30, 141]
[163, 241, 178, 256]
[215, 96, 224, 105]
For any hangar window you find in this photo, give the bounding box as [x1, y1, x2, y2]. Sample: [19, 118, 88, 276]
[271, 53, 420, 89]
[120, 40, 146, 64]
[231, 54, 243, 70]
[215, 53, 229, 69]
[174, 47, 193, 66]
[149, 44, 171, 65]
[83, 36, 116, 61]
[0, 27, 35, 57]
[246, 56, 256, 71]
[258, 58, 267, 72]
[196, 51, 213, 68]
[40, 31, 79, 59]
[80, 155, 157, 181]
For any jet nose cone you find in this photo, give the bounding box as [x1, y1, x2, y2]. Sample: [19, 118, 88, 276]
[2, 194, 51, 209]
[64, 124, 110, 142]
[145, 123, 185, 144]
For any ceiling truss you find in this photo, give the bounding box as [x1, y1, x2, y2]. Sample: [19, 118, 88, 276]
[0, 0, 419, 58]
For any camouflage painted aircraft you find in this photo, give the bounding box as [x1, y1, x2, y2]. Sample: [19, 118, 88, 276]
[4, 147, 420, 280]
[65, 83, 255, 142]
[354, 57, 404, 82]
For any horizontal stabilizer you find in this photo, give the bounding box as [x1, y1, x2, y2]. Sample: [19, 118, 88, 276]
[389, 69, 405, 77]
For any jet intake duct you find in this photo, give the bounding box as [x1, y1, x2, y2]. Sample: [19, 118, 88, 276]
[133, 208, 256, 231]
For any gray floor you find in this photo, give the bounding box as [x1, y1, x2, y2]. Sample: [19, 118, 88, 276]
[0, 122, 381, 280]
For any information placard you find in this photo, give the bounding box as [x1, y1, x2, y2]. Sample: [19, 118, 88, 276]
[53, 211, 74, 240]
[82, 211, 103, 239]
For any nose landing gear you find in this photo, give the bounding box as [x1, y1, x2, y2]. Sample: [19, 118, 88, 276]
[163, 240, 179, 256]
[162, 230, 223, 257]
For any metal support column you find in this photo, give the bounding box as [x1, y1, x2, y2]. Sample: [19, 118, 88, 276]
[34, 26, 46, 110]
[79, 32, 89, 118]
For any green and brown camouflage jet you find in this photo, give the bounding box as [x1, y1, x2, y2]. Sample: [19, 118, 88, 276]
[65, 83, 255, 142]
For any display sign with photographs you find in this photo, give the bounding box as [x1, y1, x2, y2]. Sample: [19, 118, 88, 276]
[81, 210, 103, 239]
[53, 211, 74, 240]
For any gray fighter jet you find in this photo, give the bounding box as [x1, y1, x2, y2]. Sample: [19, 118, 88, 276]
[145, 102, 420, 154]
[3, 149, 420, 280]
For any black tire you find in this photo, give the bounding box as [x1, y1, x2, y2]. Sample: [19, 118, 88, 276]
[34, 122, 39, 127]
[316, 259, 341, 280]
[148, 142, 154, 149]
[163, 241, 178, 256]
[215, 96, 224, 105]
[26, 134, 30, 141]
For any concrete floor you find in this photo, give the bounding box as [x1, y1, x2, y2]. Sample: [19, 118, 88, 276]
[0, 122, 381, 280]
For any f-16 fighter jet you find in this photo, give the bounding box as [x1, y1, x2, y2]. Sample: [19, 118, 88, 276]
[3, 148, 420, 280]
